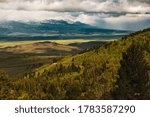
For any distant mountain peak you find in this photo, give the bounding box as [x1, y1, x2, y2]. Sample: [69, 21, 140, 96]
[40, 19, 76, 25]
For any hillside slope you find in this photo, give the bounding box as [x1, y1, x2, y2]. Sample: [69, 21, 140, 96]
[0, 28, 150, 100]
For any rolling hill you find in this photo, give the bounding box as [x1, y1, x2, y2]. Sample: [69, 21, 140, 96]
[0, 41, 80, 55]
[0, 41, 79, 77]
[0, 40, 107, 77]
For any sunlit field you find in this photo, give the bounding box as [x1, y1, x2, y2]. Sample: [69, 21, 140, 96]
[0, 39, 116, 48]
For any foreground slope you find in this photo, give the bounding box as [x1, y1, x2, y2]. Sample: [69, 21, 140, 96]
[0, 28, 150, 99]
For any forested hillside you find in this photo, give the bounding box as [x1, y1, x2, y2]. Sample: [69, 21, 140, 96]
[0, 28, 150, 100]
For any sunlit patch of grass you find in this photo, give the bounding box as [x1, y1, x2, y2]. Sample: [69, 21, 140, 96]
[0, 39, 114, 48]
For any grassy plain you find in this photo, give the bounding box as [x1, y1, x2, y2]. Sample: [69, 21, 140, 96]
[0, 39, 115, 48]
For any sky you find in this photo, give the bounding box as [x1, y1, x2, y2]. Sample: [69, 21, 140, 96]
[0, 0, 150, 30]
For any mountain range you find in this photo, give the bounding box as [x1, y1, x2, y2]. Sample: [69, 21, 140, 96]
[0, 20, 131, 41]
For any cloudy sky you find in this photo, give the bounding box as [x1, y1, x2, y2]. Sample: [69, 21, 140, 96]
[0, 0, 150, 30]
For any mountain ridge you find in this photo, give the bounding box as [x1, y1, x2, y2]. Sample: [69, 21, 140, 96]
[0, 20, 131, 38]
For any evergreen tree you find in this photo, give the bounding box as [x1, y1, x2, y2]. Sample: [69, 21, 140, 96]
[113, 44, 150, 99]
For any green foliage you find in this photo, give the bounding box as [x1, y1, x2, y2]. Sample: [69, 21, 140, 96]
[112, 44, 150, 99]
[0, 70, 13, 99]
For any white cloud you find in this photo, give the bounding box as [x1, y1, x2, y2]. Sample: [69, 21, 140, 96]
[0, 9, 105, 24]
[0, 9, 76, 22]
[0, 0, 149, 13]
[0, 0, 149, 30]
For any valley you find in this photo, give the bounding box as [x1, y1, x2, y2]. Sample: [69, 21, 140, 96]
[0, 28, 149, 100]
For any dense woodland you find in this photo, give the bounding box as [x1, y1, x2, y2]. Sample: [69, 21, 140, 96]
[0, 28, 150, 100]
